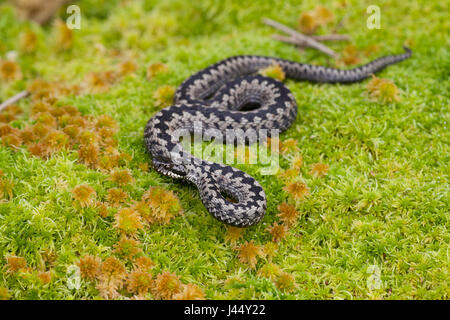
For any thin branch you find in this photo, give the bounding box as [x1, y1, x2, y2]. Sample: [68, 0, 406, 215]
[311, 34, 350, 41]
[262, 18, 338, 59]
[0, 90, 29, 112]
[271, 34, 309, 47]
[272, 34, 349, 52]
[272, 34, 350, 48]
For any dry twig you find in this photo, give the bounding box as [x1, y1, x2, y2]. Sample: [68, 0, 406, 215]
[0, 90, 29, 112]
[262, 18, 339, 58]
[311, 34, 350, 41]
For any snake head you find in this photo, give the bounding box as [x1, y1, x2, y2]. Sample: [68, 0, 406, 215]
[152, 157, 187, 180]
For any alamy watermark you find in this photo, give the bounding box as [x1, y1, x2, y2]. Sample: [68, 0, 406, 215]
[366, 265, 382, 291]
[66, 4, 382, 30]
[171, 122, 280, 175]
[66, 5, 81, 30]
[367, 5, 381, 29]
[66, 265, 81, 290]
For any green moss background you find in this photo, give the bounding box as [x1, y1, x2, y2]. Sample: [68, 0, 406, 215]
[0, 0, 449, 299]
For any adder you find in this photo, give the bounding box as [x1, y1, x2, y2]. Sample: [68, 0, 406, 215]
[144, 47, 412, 227]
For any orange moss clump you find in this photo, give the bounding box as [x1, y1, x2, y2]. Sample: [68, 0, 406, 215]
[153, 85, 175, 107]
[96, 202, 109, 218]
[262, 242, 279, 261]
[28, 142, 48, 158]
[1, 134, 22, 150]
[363, 44, 380, 57]
[146, 62, 168, 80]
[113, 237, 142, 261]
[72, 184, 96, 208]
[310, 162, 329, 177]
[110, 169, 134, 186]
[133, 256, 155, 273]
[19, 127, 37, 144]
[2, 105, 22, 115]
[106, 188, 129, 207]
[77, 255, 101, 280]
[77, 143, 100, 168]
[340, 44, 361, 66]
[95, 115, 118, 132]
[173, 284, 206, 300]
[85, 71, 115, 93]
[0, 173, 14, 200]
[291, 154, 303, 169]
[118, 60, 138, 77]
[283, 181, 310, 200]
[97, 257, 127, 299]
[236, 241, 264, 269]
[298, 6, 334, 35]
[259, 63, 285, 81]
[298, 11, 317, 34]
[37, 271, 52, 284]
[224, 226, 245, 244]
[77, 130, 98, 145]
[98, 152, 119, 172]
[0, 112, 16, 123]
[114, 208, 143, 236]
[33, 111, 57, 127]
[6, 256, 28, 274]
[277, 202, 300, 226]
[30, 123, 50, 138]
[0, 287, 10, 300]
[99, 257, 126, 281]
[0, 105, 20, 122]
[0, 124, 17, 137]
[20, 30, 38, 53]
[153, 271, 182, 300]
[131, 200, 151, 221]
[267, 222, 289, 242]
[41, 130, 69, 153]
[280, 138, 299, 154]
[126, 271, 153, 296]
[0, 60, 22, 81]
[258, 263, 282, 280]
[55, 19, 73, 50]
[277, 168, 299, 182]
[313, 5, 334, 25]
[367, 76, 401, 103]
[274, 272, 297, 293]
[140, 187, 182, 224]
[138, 163, 149, 172]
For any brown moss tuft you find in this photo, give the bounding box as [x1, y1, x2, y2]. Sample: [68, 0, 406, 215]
[153, 271, 182, 300]
[173, 284, 206, 300]
[236, 241, 263, 269]
[267, 222, 289, 242]
[283, 181, 310, 200]
[77, 255, 101, 280]
[114, 208, 143, 236]
[72, 184, 96, 208]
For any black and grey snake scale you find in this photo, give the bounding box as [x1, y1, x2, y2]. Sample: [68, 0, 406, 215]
[144, 47, 412, 227]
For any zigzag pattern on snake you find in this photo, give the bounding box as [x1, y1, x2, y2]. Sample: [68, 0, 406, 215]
[144, 47, 411, 227]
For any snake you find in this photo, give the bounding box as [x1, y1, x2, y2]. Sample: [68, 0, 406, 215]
[144, 47, 411, 227]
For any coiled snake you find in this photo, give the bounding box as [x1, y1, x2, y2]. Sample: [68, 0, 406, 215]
[144, 47, 411, 227]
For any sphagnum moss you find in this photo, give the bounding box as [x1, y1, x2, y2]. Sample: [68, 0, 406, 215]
[0, 0, 448, 300]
